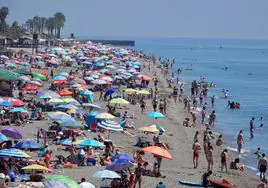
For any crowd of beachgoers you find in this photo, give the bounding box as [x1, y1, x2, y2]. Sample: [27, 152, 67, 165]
[0, 41, 264, 188]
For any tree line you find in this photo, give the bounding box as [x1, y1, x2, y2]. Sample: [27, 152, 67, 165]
[0, 6, 66, 38]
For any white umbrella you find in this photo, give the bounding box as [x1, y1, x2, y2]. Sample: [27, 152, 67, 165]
[91, 79, 107, 85]
[93, 170, 121, 179]
[80, 182, 95, 188]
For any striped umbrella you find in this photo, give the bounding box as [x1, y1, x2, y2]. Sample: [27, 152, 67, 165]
[97, 120, 123, 132]
[0, 148, 31, 158]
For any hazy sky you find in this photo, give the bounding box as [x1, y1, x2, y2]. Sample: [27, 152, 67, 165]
[2, 0, 268, 39]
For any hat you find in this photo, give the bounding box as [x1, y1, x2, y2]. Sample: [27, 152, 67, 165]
[0, 173, 5, 179]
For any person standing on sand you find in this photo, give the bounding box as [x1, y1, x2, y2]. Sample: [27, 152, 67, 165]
[192, 140, 201, 168]
[208, 111, 216, 126]
[221, 149, 228, 172]
[237, 130, 244, 154]
[163, 98, 167, 114]
[191, 112, 197, 127]
[250, 117, 255, 139]
[152, 98, 158, 112]
[134, 163, 143, 188]
[207, 146, 213, 171]
[258, 153, 268, 181]
[193, 131, 199, 142]
[201, 107, 206, 124]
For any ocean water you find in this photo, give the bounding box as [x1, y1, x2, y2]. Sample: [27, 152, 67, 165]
[134, 37, 268, 174]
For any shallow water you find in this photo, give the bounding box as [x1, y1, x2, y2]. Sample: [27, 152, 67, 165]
[135, 37, 268, 174]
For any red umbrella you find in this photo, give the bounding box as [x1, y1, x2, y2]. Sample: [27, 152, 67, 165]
[23, 85, 40, 91]
[58, 89, 73, 96]
[11, 99, 24, 107]
[54, 80, 68, 86]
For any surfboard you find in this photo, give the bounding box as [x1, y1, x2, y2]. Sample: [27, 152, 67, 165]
[178, 180, 203, 187]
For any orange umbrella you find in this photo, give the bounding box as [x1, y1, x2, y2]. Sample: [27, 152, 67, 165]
[54, 80, 68, 86]
[58, 89, 73, 96]
[142, 146, 172, 160]
[138, 75, 152, 81]
[23, 85, 40, 91]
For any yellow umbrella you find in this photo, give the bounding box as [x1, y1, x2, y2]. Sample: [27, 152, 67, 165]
[61, 98, 77, 103]
[136, 90, 150, 95]
[138, 125, 159, 133]
[110, 98, 129, 104]
[48, 111, 67, 116]
[96, 113, 115, 119]
[125, 88, 137, 94]
[22, 164, 51, 171]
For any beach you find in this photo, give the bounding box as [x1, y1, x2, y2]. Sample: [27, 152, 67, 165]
[2, 45, 260, 187]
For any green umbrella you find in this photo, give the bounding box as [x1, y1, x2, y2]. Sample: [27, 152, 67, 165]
[0, 69, 21, 81]
[15, 69, 32, 75]
[45, 175, 79, 188]
[20, 62, 31, 67]
[7, 63, 16, 68]
[33, 73, 46, 81]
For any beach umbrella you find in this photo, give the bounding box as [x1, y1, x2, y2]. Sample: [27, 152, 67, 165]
[97, 120, 123, 132]
[136, 90, 150, 95]
[60, 72, 69, 77]
[110, 98, 129, 104]
[93, 170, 121, 179]
[44, 181, 69, 188]
[78, 139, 105, 148]
[125, 88, 137, 94]
[59, 139, 73, 146]
[0, 101, 12, 107]
[91, 79, 107, 85]
[53, 75, 67, 81]
[61, 97, 80, 104]
[104, 88, 117, 96]
[20, 75, 31, 82]
[138, 125, 159, 133]
[70, 83, 81, 88]
[46, 175, 79, 188]
[142, 146, 172, 160]
[15, 139, 41, 150]
[96, 113, 115, 120]
[39, 94, 52, 99]
[9, 107, 28, 113]
[112, 153, 134, 161]
[22, 164, 50, 171]
[58, 89, 73, 96]
[54, 80, 69, 86]
[1, 128, 22, 139]
[0, 132, 8, 142]
[82, 103, 101, 109]
[57, 104, 79, 109]
[48, 98, 64, 104]
[23, 85, 40, 91]
[0, 55, 9, 59]
[33, 73, 46, 81]
[11, 99, 24, 107]
[106, 159, 134, 172]
[0, 69, 21, 81]
[37, 91, 60, 98]
[146, 112, 165, 119]
[59, 119, 83, 128]
[0, 148, 31, 158]
[66, 108, 84, 115]
[20, 62, 31, 67]
[49, 113, 73, 121]
[29, 80, 42, 86]
[36, 61, 45, 66]
[47, 111, 67, 118]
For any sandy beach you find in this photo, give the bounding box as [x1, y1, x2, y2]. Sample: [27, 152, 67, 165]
[3, 47, 259, 188]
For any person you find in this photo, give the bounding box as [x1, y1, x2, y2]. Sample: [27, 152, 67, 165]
[134, 163, 143, 188]
[193, 131, 199, 143]
[221, 149, 228, 172]
[192, 140, 201, 168]
[202, 170, 212, 188]
[230, 158, 244, 171]
[260, 117, 264, 127]
[250, 117, 255, 139]
[207, 146, 213, 171]
[201, 107, 206, 124]
[255, 148, 262, 159]
[44, 150, 51, 168]
[237, 130, 244, 154]
[208, 111, 216, 126]
[156, 181, 166, 188]
[216, 135, 223, 146]
[258, 153, 268, 181]
[0, 173, 6, 188]
[140, 99, 146, 114]
[211, 95, 215, 107]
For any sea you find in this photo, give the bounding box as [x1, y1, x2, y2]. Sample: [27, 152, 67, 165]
[79, 36, 268, 175]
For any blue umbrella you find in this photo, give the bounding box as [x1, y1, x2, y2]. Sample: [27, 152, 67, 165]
[104, 88, 117, 96]
[0, 101, 12, 107]
[0, 133, 8, 142]
[58, 139, 72, 146]
[9, 107, 28, 113]
[0, 148, 30, 158]
[50, 114, 73, 121]
[52, 75, 67, 81]
[146, 112, 165, 119]
[59, 119, 83, 128]
[59, 72, 69, 77]
[95, 62, 105, 67]
[112, 153, 134, 161]
[79, 139, 105, 147]
[15, 139, 41, 150]
[93, 170, 121, 179]
[105, 159, 134, 172]
[56, 104, 79, 109]
[80, 90, 94, 96]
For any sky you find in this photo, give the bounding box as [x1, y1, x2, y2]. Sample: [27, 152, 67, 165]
[2, 0, 268, 39]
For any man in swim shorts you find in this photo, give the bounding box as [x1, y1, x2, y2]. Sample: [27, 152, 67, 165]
[192, 140, 201, 168]
[258, 153, 268, 181]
